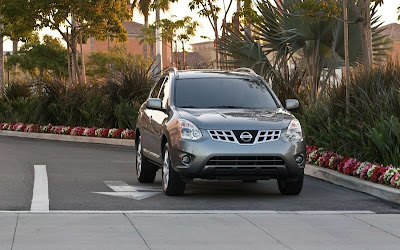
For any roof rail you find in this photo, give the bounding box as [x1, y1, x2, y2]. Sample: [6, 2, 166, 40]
[165, 67, 179, 79]
[234, 67, 257, 76]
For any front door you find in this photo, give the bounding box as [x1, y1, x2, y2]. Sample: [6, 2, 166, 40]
[147, 76, 170, 163]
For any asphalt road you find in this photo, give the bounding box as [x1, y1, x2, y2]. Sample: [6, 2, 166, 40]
[1, 136, 400, 213]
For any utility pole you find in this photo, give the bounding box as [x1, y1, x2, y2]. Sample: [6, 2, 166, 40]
[344, 0, 350, 114]
[155, 1, 163, 74]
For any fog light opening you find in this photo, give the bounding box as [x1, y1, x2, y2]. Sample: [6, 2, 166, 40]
[295, 155, 304, 165]
[181, 155, 191, 165]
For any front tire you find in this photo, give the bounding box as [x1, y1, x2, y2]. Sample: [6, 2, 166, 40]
[162, 145, 186, 196]
[277, 171, 304, 195]
[136, 136, 157, 183]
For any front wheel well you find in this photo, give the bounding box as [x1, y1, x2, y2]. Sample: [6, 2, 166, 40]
[135, 129, 140, 145]
[161, 135, 168, 156]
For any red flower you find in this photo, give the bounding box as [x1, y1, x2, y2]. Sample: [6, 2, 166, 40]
[337, 157, 349, 173]
[78, 127, 85, 136]
[370, 166, 387, 183]
[101, 128, 109, 138]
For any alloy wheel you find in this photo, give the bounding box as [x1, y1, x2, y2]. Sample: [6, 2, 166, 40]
[136, 140, 142, 177]
[162, 149, 170, 190]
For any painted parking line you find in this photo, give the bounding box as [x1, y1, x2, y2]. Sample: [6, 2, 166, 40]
[0, 210, 376, 214]
[92, 181, 162, 200]
[31, 165, 49, 212]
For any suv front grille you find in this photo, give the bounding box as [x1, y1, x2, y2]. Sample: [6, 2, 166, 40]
[207, 156, 285, 166]
[208, 130, 281, 144]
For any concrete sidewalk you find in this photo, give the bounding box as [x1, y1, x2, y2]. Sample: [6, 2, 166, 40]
[2, 213, 400, 249]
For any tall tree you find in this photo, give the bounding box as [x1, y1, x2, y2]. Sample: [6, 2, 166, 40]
[189, 0, 221, 68]
[153, 0, 175, 73]
[132, 0, 153, 58]
[0, 0, 36, 91]
[347, 0, 384, 71]
[218, 0, 390, 104]
[6, 34, 68, 80]
[0, 0, 131, 85]
[175, 17, 199, 69]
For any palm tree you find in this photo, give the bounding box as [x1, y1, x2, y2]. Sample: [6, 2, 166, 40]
[154, 0, 173, 72]
[132, 0, 153, 58]
[218, 0, 390, 104]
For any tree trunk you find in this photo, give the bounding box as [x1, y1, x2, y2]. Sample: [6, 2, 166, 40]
[213, 17, 219, 69]
[360, 0, 373, 68]
[175, 40, 178, 68]
[344, 0, 351, 114]
[349, 0, 373, 70]
[12, 40, 18, 73]
[243, 0, 251, 36]
[79, 30, 86, 84]
[71, 15, 82, 85]
[12, 41, 17, 53]
[233, 0, 241, 35]
[170, 41, 173, 67]
[67, 28, 72, 88]
[0, 18, 4, 92]
[71, 42, 81, 85]
[155, 5, 163, 74]
[143, 14, 149, 59]
[207, 0, 219, 69]
[182, 41, 186, 70]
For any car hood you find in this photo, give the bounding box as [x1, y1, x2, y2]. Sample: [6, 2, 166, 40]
[176, 108, 295, 130]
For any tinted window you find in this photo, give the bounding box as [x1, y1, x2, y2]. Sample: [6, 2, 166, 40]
[175, 78, 278, 109]
[150, 77, 165, 98]
[158, 77, 170, 108]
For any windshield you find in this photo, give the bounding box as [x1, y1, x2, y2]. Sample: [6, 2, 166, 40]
[174, 77, 278, 109]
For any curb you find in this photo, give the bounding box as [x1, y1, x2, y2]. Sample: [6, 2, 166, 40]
[0, 130, 135, 147]
[305, 164, 400, 205]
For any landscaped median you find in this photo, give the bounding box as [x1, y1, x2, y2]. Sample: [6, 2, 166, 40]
[306, 145, 400, 204]
[0, 122, 135, 146]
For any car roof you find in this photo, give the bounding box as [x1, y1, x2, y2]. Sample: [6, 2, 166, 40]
[174, 70, 257, 80]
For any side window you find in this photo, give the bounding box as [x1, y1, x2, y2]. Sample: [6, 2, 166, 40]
[158, 77, 170, 108]
[150, 77, 165, 99]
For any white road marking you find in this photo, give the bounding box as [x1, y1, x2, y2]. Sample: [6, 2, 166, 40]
[31, 165, 49, 212]
[0, 210, 376, 214]
[92, 181, 162, 200]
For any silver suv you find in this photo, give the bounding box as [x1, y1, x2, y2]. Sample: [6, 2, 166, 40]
[135, 68, 306, 196]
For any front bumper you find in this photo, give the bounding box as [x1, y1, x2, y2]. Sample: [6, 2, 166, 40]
[169, 129, 306, 180]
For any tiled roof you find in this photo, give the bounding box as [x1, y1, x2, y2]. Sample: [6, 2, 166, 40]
[122, 21, 144, 35]
[380, 23, 400, 41]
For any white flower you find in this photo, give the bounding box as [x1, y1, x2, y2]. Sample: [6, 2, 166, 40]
[356, 162, 370, 175]
[367, 165, 378, 178]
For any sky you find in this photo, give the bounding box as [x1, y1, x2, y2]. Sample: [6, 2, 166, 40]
[3, 0, 400, 52]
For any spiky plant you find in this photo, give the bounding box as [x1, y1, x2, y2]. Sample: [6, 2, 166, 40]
[217, 0, 390, 105]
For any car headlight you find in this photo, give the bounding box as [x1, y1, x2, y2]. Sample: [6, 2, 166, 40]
[178, 119, 202, 140]
[286, 119, 303, 140]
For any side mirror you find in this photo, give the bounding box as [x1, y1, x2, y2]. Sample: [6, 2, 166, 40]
[285, 99, 299, 110]
[147, 98, 163, 110]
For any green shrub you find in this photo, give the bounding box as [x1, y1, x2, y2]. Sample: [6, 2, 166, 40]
[0, 56, 155, 129]
[113, 99, 141, 129]
[299, 60, 400, 164]
[3, 81, 32, 100]
[365, 116, 400, 166]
